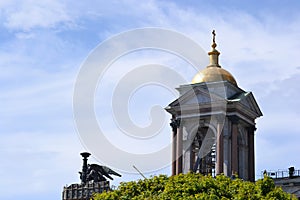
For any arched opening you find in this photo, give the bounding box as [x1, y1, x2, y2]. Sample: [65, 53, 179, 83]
[192, 126, 216, 176]
[238, 126, 248, 180]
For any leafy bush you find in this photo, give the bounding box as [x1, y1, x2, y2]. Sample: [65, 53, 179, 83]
[93, 173, 296, 200]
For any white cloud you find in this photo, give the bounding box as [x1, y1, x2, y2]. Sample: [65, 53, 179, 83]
[2, 0, 73, 31]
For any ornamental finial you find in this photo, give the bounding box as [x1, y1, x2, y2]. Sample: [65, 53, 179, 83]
[208, 30, 220, 66]
[212, 30, 217, 48]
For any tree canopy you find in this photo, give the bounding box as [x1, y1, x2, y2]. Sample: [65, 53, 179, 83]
[93, 173, 296, 200]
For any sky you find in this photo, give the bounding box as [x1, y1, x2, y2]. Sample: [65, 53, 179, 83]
[1, 0, 300, 199]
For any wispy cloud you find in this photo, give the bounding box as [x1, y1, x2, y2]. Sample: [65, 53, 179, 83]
[1, 0, 73, 31]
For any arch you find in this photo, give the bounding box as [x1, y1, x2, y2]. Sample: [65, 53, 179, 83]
[185, 122, 217, 176]
[188, 122, 217, 141]
[237, 125, 249, 180]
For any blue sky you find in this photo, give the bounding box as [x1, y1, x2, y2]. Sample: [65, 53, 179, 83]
[1, 1, 300, 199]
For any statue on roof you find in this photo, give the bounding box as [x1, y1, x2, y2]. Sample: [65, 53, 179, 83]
[79, 152, 122, 184]
[86, 164, 122, 182]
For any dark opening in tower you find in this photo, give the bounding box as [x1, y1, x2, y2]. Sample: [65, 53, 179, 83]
[192, 127, 216, 176]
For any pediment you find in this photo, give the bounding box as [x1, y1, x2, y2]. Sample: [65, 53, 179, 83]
[167, 87, 225, 108]
[228, 92, 263, 117]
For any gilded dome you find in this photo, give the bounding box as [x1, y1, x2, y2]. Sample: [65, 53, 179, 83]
[192, 66, 237, 86]
[192, 30, 237, 86]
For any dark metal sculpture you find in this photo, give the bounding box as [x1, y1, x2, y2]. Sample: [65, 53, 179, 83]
[87, 169, 106, 182]
[79, 152, 121, 184]
[63, 152, 118, 200]
[79, 152, 91, 184]
[87, 164, 122, 182]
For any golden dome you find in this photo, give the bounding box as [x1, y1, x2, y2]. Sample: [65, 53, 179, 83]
[192, 30, 237, 86]
[192, 66, 237, 85]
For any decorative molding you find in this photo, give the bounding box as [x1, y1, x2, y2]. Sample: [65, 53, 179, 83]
[170, 118, 181, 132]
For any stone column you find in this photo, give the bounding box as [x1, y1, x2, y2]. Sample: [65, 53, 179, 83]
[170, 118, 179, 176]
[248, 126, 256, 182]
[190, 142, 195, 172]
[231, 120, 239, 175]
[176, 124, 183, 174]
[223, 136, 229, 176]
[216, 121, 223, 175]
[172, 130, 177, 176]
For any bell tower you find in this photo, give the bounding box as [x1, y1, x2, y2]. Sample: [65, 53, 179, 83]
[165, 31, 262, 181]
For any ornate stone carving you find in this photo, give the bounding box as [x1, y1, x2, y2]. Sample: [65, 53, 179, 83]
[170, 118, 180, 132]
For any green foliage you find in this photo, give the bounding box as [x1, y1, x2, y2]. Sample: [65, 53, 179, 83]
[93, 173, 296, 200]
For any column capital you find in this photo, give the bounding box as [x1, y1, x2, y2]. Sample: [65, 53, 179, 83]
[170, 118, 181, 132]
[247, 125, 257, 133]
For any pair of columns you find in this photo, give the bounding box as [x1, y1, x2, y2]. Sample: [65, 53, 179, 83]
[229, 120, 256, 181]
[170, 117, 256, 182]
[171, 118, 222, 176]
